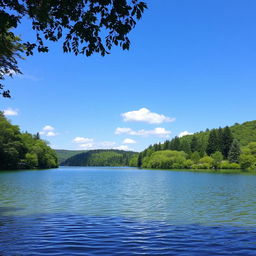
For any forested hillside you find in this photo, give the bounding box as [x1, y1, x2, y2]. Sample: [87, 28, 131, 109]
[0, 112, 58, 170]
[230, 121, 256, 146]
[132, 120, 256, 171]
[61, 150, 138, 166]
[55, 150, 86, 164]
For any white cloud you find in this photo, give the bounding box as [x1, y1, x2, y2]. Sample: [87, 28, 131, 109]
[73, 137, 116, 150]
[3, 108, 18, 116]
[39, 125, 59, 137]
[123, 138, 136, 144]
[73, 137, 94, 144]
[114, 145, 132, 151]
[115, 127, 171, 138]
[178, 131, 193, 138]
[122, 108, 175, 124]
[42, 125, 55, 131]
[46, 131, 58, 137]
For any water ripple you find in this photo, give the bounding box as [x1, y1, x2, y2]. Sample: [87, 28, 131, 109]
[0, 214, 256, 255]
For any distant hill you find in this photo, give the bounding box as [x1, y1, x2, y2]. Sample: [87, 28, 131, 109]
[61, 149, 138, 166]
[55, 150, 87, 164]
[230, 121, 256, 146]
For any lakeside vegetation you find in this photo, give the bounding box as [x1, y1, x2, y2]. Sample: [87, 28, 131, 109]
[55, 150, 87, 164]
[61, 150, 137, 167]
[129, 120, 256, 172]
[1, 112, 255, 173]
[0, 112, 58, 170]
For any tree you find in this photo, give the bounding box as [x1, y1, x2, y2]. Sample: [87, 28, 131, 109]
[239, 142, 256, 170]
[197, 156, 214, 169]
[0, 0, 147, 97]
[162, 140, 170, 150]
[190, 136, 199, 152]
[0, 27, 25, 97]
[137, 153, 143, 167]
[0, 112, 58, 170]
[217, 127, 223, 152]
[172, 136, 181, 151]
[191, 151, 200, 163]
[211, 151, 223, 169]
[240, 154, 255, 170]
[180, 140, 191, 154]
[228, 139, 240, 163]
[206, 129, 218, 155]
[221, 126, 234, 158]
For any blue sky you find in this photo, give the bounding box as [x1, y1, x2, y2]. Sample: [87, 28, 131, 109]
[1, 0, 256, 151]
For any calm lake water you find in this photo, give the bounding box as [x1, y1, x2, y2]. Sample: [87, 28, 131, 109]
[0, 167, 256, 255]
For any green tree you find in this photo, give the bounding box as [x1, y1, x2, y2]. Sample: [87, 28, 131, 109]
[217, 127, 223, 152]
[25, 153, 38, 168]
[143, 150, 187, 169]
[239, 142, 256, 170]
[0, 27, 25, 97]
[0, 0, 147, 97]
[221, 126, 234, 158]
[211, 151, 223, 169]
[198, 156, 214, 169]
[228, 139, 240, 163]
[137, 153, 143, 167]
[206, 129, 218, 155]
[240, 154, 255, 170]
[190, 151, 201, 163]
[162, 140, 170, 150]
[172, 137, 181, 151]
[0, 112, 58, 170]
[180, 140, 191, 154]
[190, 136, 199, 152]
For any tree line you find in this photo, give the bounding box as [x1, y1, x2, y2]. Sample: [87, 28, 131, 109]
[130, 122, 256, 171]
[0, 112, 58, 170]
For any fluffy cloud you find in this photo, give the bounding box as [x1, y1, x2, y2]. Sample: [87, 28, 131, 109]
[72, 135, 134, 151]
[73, 137, 94, 144]
[123, 138, 136, 144]
[115, 127, 171, 138]
[42, 125, 55, 131]
[73, 137, 116, 150]
[178, 131, 193, 138]
[46, 131, 58, 137]
[122, 108, 175, 124]
[3, 108, 18, 116]
[114, 145, 132, 151]
[39, 125, 59, 137]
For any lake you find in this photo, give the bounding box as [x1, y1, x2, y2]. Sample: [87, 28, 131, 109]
[0, 167, 256, 255]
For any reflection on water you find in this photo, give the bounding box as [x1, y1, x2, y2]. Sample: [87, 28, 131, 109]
[0, 167, 256, 255]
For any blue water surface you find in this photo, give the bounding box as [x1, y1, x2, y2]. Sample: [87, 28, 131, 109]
[0, 167, 256, 255]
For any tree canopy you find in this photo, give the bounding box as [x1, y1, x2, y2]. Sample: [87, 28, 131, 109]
[0, 111, 58, 169]
[0, 0, 147, 97]
[134, 120, 256, 171]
